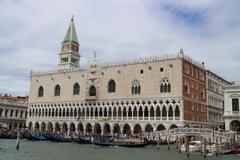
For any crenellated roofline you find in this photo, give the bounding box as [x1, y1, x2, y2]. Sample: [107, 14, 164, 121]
[31, 52, 205, 77]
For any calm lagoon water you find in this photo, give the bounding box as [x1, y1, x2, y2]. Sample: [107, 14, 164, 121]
[0, 139, 239, 160]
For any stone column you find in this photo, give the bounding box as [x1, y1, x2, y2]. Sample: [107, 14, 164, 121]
[154, 109, 156, 121]
[173, 106, 175, 120]
[148, 110, 150, 120]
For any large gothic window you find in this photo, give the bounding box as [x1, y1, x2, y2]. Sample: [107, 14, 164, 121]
[73, 83, 80, 95]
[38, 86, 44, 97]
[108, 79, 116, 93]
[232, 98, 239, 112]
[160, 78, 171, 93]
[54, 85, 61, 96]
[184, 80, 189, 94]
[89, 85, 96, 96]
[175, 106, 180, 117]
[131, 80, 141, 94]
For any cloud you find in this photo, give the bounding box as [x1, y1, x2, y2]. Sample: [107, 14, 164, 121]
[0, 0, 240, 95]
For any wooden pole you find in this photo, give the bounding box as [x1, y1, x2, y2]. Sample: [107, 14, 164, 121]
[186, 136, 190, 157]
[209, 137, 212, 155]
[219, 137, 222, 155]
[215, 137, 219, 156]
[203, 138, 206, 158]
[167, 136, 170, 151]
[176, 135, 179, 149]
[16, 131, 20, 150]
[179, 137, 182, 153]
[185, 136, 187, 152]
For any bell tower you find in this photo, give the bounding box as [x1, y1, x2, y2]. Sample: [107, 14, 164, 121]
[58, 16, 80, 70]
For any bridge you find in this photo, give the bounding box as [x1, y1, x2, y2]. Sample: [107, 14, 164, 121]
[144, 128, 239, 143]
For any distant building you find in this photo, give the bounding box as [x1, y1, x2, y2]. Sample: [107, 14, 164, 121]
[223, 85, 240, 132]
[0, 96, 28, 129]
[27, 17, 209, 136]
[206, 70, 232, 129]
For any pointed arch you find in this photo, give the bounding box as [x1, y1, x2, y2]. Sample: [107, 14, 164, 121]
[62, 122, 68, 134]
[168, 106, 173, 117]
[108, 107, 112, 117]
[73, 83, 80, 95]
[133, 107, 137, 117]
[162, 106, 167, 117]
[123, 124, 131, 135]
[131, 80, 141, 94]
[157, 124, 166, 131]
[144, 106, 148, 117]
[169, 124, 177, 129]
[54, 84, 61, 96]
[38, 86, 44, 97]
[85, 123, 92, 134]
[70, 123, 75, 132]
[90, 107, 94, 117]
[145, 124, 153, 132]
[104, 107, 107, 117]
[160, 78, 171, 93]
[78, 123, 84, 133]
[123, 107, 127, 117]
[133, 124, 142, 134]
[103, 123, 111, 134]
[128, 107, 132, 117]
[175, 105, 180, 117]
[117, 107, 121, 117]
[113, 123, 120, 134]
[108, 79, 116, 93]
[150, 106, 154, 117]
[55, 122, 61, 132]
[113, 107, 117, 117]
[139, 106, 143, 117]
[89, 85, 96, 96]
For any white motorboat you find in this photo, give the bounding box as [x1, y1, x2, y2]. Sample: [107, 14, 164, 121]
[181, 141, 201, 152]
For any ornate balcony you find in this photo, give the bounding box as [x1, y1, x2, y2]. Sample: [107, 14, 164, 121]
[85, 96, 97, 101]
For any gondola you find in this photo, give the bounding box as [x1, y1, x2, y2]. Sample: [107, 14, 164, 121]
[22, 132, 47, 141]
[76, 137, 92, 144]
[93, 139, 149, 148]
[46, 135, 73, 142]
[0, 132, 17, 139]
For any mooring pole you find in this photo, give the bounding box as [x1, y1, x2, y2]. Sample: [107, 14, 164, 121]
[215, 137, 219, 156]
[203, 138, 206, 158]
[179, 137, 182, 153]
[167, 136, 170, 151]
[186, 136, 190, 157]
[16, 131, 20, 150]
[185, 136, 187, 152]
[219, 137, 222, 155]
[209, 137, 212, 154]
[176, 135, 179, 149]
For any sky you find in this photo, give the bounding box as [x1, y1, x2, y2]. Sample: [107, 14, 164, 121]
[0, 0, 240, 96]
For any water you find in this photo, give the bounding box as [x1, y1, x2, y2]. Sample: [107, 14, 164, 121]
[0, 139, 239, 160]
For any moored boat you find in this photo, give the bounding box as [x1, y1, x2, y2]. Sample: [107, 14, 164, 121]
[181, 141, 201, 152]
[93, 139, 149, 148]
[46, 134, 73, 142]
[232, 145, 240, 154]
[22, 132, 47, 141]
[0, 132, 17, 139]
[76, 137, 92, 144]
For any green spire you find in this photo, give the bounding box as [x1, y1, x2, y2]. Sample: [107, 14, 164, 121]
[63, 16, 78, 43]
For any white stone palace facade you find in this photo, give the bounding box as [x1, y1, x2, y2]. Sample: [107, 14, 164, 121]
[27, 18, 210, 135]
[223, 85, 240, 132]
[206, 70, 232, 129]
[0, 96, 28, 129]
